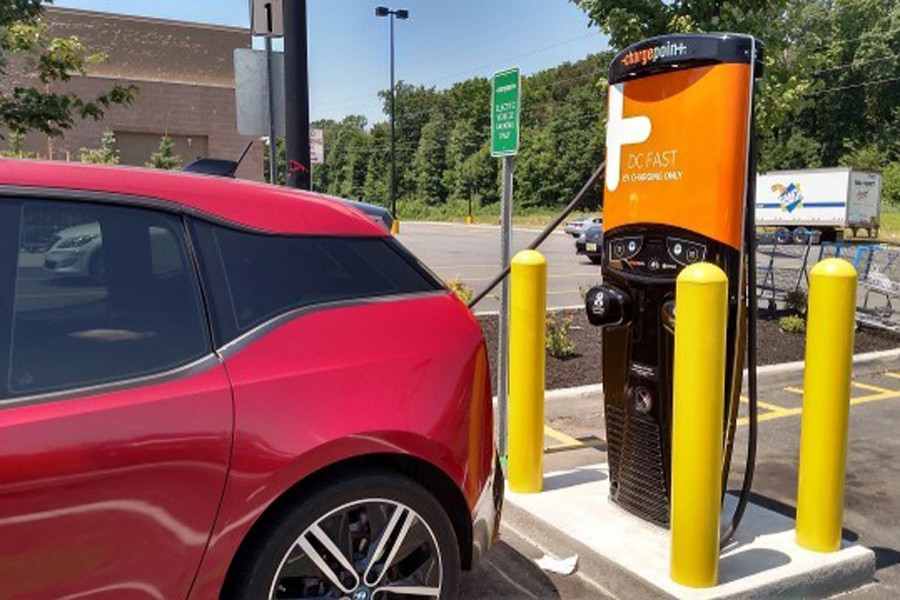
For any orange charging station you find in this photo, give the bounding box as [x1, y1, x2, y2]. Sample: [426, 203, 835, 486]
[586, 34, 763, 527]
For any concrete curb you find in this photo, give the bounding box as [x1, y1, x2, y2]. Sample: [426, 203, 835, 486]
[740, 347, 900, 389]
[532, 348, 900, 402]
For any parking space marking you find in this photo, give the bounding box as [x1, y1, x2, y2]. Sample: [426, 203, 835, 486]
[544, 424, 581, 446]
[737, 381, 900, 426]
[852, 381, 893, 394]
[785, 386, 804, 395]
[885, 372, 900, 380]
[543, 424, 605, 453]
[741, 395, 790, 413]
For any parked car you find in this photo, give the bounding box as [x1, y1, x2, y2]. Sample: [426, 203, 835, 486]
[564, 215, 603, 237]
[576, 225, 604, 264]
[42, 221, 103, 279]
[0, 159, 501, 599]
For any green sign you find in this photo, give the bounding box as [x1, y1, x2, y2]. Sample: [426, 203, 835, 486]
[491, 68, 521, 157]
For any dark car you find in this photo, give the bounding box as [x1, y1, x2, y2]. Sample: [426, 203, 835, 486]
[576, 224, 603, 264]
[0, 159, 501, 599]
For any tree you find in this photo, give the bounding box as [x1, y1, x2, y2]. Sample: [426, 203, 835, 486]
[570, 0, 900, 184]
[79, 129, 119, 164]
[146, 135, 181, 169]
[413, 111, 449, 204]
[0, 1, 137, 140]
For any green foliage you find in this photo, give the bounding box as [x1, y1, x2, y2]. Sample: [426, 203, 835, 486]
[569, 0, 900, 232]
[883, 162, 900, 207]
[784, 289, 808, 315]
[779, 315, 806, 334]
[264, 1, 900, 225]
[1, 131, 37, 158]
[79, 130, 119, 164]
[546, 315, 576, 359]
[0, 2, 137, 139]
[146, 135, 181, 170]
[414, 111, 449, 204]
[446, 278, 473, 304]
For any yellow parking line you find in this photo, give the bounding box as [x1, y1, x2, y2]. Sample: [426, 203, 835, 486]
[544, 424, 582, 446]
[545, 439, 606, 454]
[885, 372, 900, 380]
[785, 386, 804, 395]
[740, 395, 791, 413]
[543, 424, 606, 453]
[737, 386, 900, 426]
[852, 381, 894, 394]
[849, 391, 898, 406]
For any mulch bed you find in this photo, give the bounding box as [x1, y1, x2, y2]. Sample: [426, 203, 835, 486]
[478, 309, 900, 393]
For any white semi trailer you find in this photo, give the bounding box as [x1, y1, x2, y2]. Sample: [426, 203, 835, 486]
[755, 168, 882, 242]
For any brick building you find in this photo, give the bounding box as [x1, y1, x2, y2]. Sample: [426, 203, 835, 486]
[12, 7, 263, 181]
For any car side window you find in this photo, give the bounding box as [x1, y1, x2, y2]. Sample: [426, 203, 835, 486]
[7, 201, 210, 397]
[192, 220, 441, 340]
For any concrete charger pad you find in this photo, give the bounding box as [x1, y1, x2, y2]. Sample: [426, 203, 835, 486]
[505, 464, 875, 599]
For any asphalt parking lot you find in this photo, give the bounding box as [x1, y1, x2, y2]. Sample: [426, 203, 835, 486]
[396, 222, 601, 313]
[397, 222, 897, 326]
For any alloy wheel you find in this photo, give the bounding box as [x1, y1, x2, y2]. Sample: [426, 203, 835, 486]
[269, 498, 443, 599]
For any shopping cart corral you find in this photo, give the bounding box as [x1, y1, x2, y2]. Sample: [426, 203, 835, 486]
[755, 232, 818, 313]
[854, 245, 900, 332]
[755, 236, 900, 333]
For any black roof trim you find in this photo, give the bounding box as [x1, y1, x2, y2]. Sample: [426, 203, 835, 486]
[609, 33, 764, 84]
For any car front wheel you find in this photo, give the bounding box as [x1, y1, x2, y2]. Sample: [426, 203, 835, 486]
[227, 472, 460, 600]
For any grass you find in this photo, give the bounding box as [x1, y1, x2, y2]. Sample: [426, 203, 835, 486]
[880, 206, 900, 244]
[397, 199, 900, 244]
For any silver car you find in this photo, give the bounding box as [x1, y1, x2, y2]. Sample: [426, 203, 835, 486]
[564, 215, 603, 237]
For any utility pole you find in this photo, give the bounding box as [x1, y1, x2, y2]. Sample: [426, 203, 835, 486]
[283, 0, 311, 190]
[376, 7, 409, 234]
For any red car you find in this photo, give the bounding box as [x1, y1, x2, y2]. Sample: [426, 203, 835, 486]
[0, 160, 501, 599]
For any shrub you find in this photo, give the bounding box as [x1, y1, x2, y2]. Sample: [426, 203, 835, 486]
[546, 315, 576, 359]
[779, 315, 806, 334]
[146, 135, 182, 170]
[446, 277, 473, 304]
[784, 289, 807, 315]
[79, 130, 119, 164]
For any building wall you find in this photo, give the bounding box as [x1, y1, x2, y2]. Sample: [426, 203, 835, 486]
[11, 8, 264, 182]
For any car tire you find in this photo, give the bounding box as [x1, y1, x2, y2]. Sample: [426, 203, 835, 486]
[226, 471, 461, 600]
[589, 256, 602, 264]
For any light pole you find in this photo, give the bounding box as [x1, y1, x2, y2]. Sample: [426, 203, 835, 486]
[375, 6, 408, 235]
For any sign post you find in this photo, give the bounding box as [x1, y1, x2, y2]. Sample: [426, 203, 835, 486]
[250, 1, 284, 184]
[491, 67, 521, 459]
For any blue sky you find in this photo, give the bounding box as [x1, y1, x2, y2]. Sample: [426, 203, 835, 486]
[53, 0, 609, 124]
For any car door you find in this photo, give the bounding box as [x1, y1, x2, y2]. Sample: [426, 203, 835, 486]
[0, 196, 232, 600]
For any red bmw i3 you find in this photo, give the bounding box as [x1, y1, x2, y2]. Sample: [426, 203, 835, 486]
[0, 159, 501, 599]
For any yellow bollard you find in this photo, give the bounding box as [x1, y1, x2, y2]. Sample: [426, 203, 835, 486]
[466, 215, 474, 224]
[507, 250, 547, 493]
[391, 220, 401, 235]
[796, 258, 858, 552]
[670, 262, 728, 588]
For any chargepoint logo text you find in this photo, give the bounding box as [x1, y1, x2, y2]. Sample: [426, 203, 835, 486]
[620, 41, 688, 67]
[606, 83, 651, 192]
